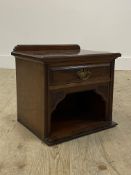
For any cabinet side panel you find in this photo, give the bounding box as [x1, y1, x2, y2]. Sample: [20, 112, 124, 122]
[16, 58, 45, 139]
[108, 60, 115, 121]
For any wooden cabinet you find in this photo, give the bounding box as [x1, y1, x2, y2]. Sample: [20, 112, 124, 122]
[11, 44, 121, 145]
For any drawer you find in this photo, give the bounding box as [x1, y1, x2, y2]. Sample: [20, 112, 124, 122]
[49, 64, 110, 86]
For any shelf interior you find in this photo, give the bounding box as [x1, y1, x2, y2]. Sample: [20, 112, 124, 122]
[50, 90, 107, 140]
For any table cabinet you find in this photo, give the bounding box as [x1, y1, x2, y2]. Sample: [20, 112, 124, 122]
[11, 44, 121, 145]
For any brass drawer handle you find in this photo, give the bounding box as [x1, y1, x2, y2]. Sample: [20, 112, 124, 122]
[77, 68, 91, 80]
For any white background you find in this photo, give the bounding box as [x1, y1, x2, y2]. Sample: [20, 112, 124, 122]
[0, 0, 131, 69]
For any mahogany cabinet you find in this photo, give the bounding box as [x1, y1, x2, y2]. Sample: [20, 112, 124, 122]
[11, 45, 121, 145]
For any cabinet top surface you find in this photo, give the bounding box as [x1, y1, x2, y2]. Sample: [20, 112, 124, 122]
[11, 44, 121, 63]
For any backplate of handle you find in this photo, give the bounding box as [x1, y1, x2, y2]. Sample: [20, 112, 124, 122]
[77, 68, 91, 80]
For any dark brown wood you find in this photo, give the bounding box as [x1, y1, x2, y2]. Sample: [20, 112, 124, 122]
[11, 44, 121, 145]
[49, 64, 110, 86]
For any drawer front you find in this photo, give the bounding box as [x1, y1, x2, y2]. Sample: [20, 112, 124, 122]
[49, 64, 110, 86]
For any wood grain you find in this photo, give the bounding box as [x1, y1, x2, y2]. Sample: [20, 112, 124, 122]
[0, 69, 131, 175]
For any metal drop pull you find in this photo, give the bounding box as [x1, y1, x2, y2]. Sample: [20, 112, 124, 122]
[77, 68, 91, 80]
